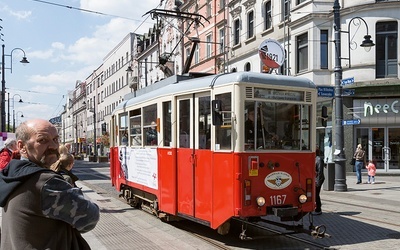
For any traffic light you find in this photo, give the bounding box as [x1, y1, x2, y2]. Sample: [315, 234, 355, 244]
[321, 106, 328, 127]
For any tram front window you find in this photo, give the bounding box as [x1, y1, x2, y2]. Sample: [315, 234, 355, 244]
[244, 101, 311, 150]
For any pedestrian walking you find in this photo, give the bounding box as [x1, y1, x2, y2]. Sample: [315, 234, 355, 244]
[353, 144, 365, 184]
[0, 119, 99, 249]
[0, 138, 20, 170]
[366, 159, 376, 184]
[314, 148, 325, 215]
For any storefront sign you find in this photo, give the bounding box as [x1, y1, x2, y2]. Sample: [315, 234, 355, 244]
[364, 100, 399, 117]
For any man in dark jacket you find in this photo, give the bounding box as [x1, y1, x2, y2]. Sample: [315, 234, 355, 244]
[314, 148, 325, 215]
[0, 119, 100, 249]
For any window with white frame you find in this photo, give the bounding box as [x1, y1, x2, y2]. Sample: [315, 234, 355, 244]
[185, 46, 190, 59]
[206, 0, 212, 17]
[282, 0, 290, 21]
[220, 0, 225, 10]
[234, 19, 240, 45]
[219, 28, 225, 54]
[247, 10, 254, 39]
[264, 1, 272, 30]
[194, 44, 200, 64]
[297, 33, 308, 73]
[376, 21, 398, 78]
[320, 30, 328, 69]
[244, 62, 251, 71]
[206, 34, 212, 58]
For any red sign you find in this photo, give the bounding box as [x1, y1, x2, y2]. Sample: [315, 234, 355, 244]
[258, 39, 285, 69]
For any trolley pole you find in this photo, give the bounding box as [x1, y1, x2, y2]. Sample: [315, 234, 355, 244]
[333, 0, 347, 192]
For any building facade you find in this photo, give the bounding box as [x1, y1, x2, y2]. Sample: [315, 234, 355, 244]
[61, 0, 400, 173]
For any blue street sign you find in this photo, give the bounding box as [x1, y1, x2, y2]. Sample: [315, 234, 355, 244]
[341, 77, 355, 86]
[343, 89, 355, 96]
[342, 119, 361, 125]
[317, 86, 334, 97]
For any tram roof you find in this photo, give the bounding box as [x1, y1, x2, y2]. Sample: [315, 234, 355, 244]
[113, 72, 316, 114]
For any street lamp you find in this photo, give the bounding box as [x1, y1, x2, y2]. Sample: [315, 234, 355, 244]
[341, 17, 375, 68]
[333, 0, 375, 192]
[8, 93, 23, 132]
[88, 96, 97, 162]
[13, 111, 24, 132]
[1, 44, 29, 132]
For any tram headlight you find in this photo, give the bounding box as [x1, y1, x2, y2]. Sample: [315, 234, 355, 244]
[298, 194, 307, 204]
[256, 196, 266, 207]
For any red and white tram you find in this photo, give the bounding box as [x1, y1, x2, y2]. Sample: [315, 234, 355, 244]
[109, 71, 317, 234]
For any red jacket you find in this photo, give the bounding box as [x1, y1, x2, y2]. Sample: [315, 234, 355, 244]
[0, 148, 20, 170]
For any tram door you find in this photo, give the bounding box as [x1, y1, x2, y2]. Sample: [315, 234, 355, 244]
[176, 93, 212, 219]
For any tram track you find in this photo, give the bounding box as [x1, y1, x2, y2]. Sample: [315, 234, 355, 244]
[230, 218, 332, 250]
[83, 179, 332, 249]
[323, 198, 400, 228]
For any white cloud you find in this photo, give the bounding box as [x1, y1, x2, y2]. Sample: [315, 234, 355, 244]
[80, 0, 162, 22]
[3, 0, 165, 120]
[0, 4, 31, 20]
[51, 42, 65, 50]
[28, 49, 54, 60]
[28, 66, 91, 87]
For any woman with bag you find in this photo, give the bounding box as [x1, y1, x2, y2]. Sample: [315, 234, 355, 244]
[353, 144, 365, 184]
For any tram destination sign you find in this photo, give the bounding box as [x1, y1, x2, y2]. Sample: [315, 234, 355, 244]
[342, 119, 361, 125]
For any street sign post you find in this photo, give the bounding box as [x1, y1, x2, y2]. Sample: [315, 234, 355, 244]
[341, 77, 354, 86]
[317, 86, 335, 97]
[343, 89, 355, 96]
[342, 119, 361, 125]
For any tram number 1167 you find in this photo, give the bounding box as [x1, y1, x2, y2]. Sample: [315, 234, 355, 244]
[270, 195, 287, 205]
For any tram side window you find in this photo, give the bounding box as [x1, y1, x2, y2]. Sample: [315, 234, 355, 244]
[143, 104, 158, 146]
[119, 113, 129, 146]
[130, 109, 142, 146]
[198, 96, 211, 149]
[179, 99, 191, 148]
[215, 93, 232, 150]
[162, 101, 172, 147]
[300, 105, 311, 150]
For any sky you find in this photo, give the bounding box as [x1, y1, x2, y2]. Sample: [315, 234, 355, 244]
[0, 0, 161, 127]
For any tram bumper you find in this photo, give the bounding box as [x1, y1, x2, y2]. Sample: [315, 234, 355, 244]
[272, 207, 298, 217]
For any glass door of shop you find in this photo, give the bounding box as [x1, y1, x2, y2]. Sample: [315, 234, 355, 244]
[387, 128, 400, 170]
[369, 127, 400, 171]
[371, 128, 386, 171]
[356, 127, 400, 172]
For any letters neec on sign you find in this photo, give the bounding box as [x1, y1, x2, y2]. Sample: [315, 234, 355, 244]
[364, 100, 399, 117]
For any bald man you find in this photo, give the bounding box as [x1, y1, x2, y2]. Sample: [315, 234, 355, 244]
[0, 119, 99, 249]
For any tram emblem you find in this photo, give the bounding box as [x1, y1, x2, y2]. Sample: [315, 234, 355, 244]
[265, 171, 292, 190]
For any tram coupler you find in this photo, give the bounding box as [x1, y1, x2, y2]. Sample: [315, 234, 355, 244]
[310, 225, 331, 238]
[239, 223, 252, 240]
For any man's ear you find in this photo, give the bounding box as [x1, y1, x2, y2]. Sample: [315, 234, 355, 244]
[17, 141, 25, 152]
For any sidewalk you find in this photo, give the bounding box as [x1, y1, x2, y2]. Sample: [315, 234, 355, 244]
[308, 174, 400, 249]
[81, 173, 400, 249]
[1, 173, 399, 249]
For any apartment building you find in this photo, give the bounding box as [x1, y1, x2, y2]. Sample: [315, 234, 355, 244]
[61, 0, 400, 172]
[183, 0, 399, 173]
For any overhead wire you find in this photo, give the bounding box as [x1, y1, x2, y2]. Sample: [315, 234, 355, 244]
[29, 0, 163, 34]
